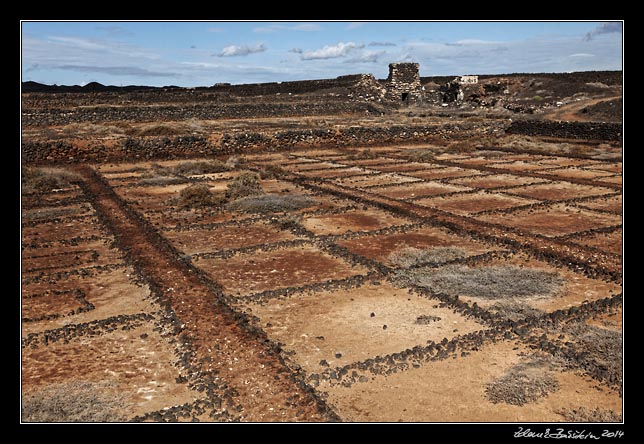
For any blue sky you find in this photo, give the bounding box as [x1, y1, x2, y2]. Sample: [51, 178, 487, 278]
[21, 21, 623, 87]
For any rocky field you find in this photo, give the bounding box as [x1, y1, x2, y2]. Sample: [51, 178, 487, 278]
[21, 71, 623, 424]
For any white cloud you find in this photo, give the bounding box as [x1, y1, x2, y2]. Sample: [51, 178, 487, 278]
[569, 53, 595, 58]
[217, 43, 266, 57]
[454, 39, 503, 45]
[301, 42, 364, 60]
[344, 50, 383, 64]
[346, 22, 364, 30]
[254, 23, 322, 33]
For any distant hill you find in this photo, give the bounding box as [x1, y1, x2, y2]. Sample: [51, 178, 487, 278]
[21, 81, 165, 93]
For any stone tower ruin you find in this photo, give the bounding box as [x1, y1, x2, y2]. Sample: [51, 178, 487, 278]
[385, 62, 424, 103]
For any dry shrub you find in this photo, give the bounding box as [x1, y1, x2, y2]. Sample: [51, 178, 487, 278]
[173, 160, 229, 176]
[177, 183, 224, 208]
[393, 264, 563, 299]
[406, 149, 437, 162]
[446, 140, 476, 153]
[225, 171, 263, 200]
[388, 246, 467, 268]
[226, 193, 316, 214]
[258, 164, 287, 179]
[485, 358, 560, 406]
[22, 381, 127, 422]
[488, 301, 544, 322]
[557, 406, 622, 423]
[139, 175, 186, 186]
[137, 124, 181, 136]
[347, 149, 377, 160]
[274, 213, 303, 229]
[224, 156, 244, 170]
[22, 167, 81, 193]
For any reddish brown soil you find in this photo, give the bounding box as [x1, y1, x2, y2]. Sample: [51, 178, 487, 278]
[164, 222, 302, 255]
[448, 173, 546, 189]
[506, 181, 614, 201]
[71, 166, 335, 422]
[301, 209, 409, 236]
[576, 195, 622, 213]
[566, 229, 622, 256]
[406, 166, 484, 180]
[338, 226, 494, 265]
[417, 192, 537, 216]
[197, 244, 369, 296]
[376, 181, 472, 199]
[475, 203, 622, 238]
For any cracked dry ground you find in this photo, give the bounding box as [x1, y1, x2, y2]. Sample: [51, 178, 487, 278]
[21, 145, 623, 422]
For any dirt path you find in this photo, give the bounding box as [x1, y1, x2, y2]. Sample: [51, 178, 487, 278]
[542, 95, 622, 122]
[74, 165, 336, 422]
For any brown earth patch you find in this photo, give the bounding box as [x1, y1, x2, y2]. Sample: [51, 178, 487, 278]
[164, 221, 303, 255]
[406, 166, 485, 180]
[320, 341, 621, 422]
[245, 282, 485, 373]
[376, 181, 472, 199]
[338, 226, 493, 265]
[297, 167, 372, 179]
[416, 192, 538, 216]
[504, 182, 615, 201]
[22, 322, 202, 421]
[475, 203, 621, 238]
[574, 194, 622, 213]
[448, 173, 547, 189]
[301, 209, 409, 236]
[565, 229, 622, 256]
[197, 244, 369, 296]
[334, 173, 421, 188]
[536, 167, 615, 180]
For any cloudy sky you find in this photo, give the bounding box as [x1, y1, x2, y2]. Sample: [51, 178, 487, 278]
[21, 21, 623, 87]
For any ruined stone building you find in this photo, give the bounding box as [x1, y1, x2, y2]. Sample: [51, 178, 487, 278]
[384, 63, 424, 103]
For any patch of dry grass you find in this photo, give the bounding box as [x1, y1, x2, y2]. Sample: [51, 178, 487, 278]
[258, 164, 287, 179]
[173, 160, 229, 176]
[225, 171, 263, 200]
[176, 183, 225, 208]
[22, 167, 81, 193]
[22, 381, 127, 422]
[393, 264, 564, 300]
[226, 193, 316, 214]
[485, 358, 560, 406]
[557, 406, 622, 423]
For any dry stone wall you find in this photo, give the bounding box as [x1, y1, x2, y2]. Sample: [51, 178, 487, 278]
[507, 120, 622, 141]
[22, 121, 506, 164]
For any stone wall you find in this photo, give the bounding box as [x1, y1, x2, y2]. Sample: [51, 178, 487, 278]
[22, 101, 384, 127]
[22, 121, 505, 164]
[507, 120, 622, 141]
